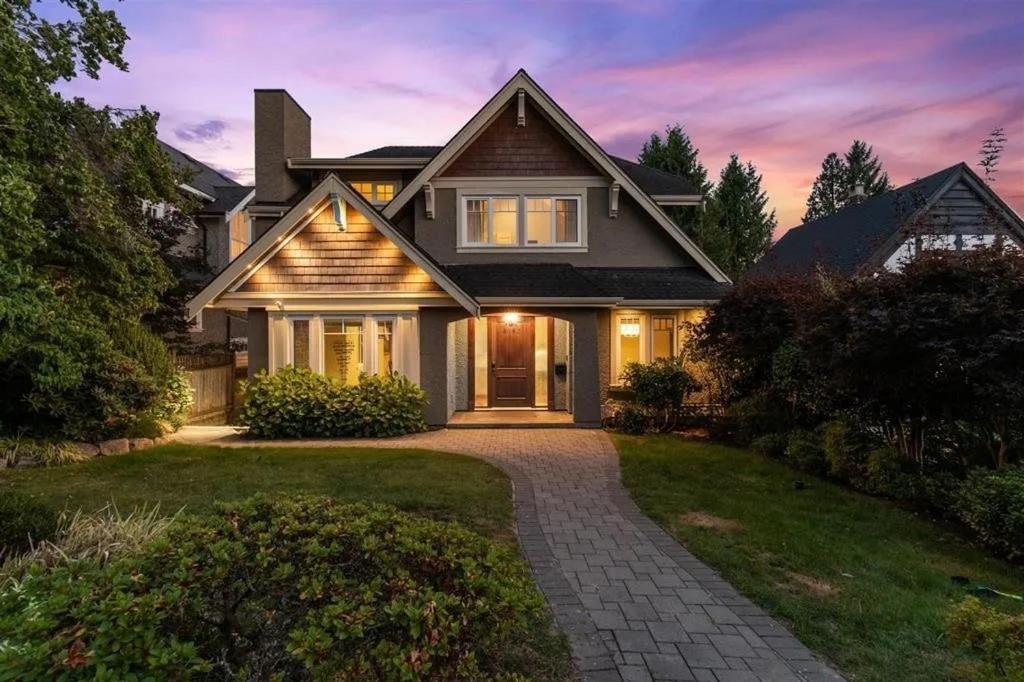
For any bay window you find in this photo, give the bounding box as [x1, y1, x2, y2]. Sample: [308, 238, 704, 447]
[461, 194, 583, 248]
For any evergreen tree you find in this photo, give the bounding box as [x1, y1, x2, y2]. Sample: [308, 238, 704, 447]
[803, 153, 848, 222]
[711, 155, 776, 277]
[638, 124, 712, 238]
[844, 140, 891, 197]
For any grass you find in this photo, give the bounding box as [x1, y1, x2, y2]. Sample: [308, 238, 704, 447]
[0, 443, 573, 678]
[615, 434, 1024, 682]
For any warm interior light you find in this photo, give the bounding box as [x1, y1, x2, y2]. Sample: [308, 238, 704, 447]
[502, 312, 521, 326]
[620, 320, 641, 338]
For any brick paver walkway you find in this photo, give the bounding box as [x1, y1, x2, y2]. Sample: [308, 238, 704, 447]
[180, 427, 842, 682]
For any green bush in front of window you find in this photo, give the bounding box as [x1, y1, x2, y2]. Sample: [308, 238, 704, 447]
[239, 366, 427, 439]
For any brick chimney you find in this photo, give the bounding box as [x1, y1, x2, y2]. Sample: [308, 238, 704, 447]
[254, 89, 310, 205]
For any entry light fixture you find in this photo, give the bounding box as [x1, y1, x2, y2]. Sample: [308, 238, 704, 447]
[620, 319, 641, 338]
[502, 312, 522, 326]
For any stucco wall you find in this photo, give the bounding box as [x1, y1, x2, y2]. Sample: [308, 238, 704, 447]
[446, 319, 469, 416]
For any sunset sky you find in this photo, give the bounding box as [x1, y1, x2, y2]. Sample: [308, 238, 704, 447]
[52, 0, 1023, 236]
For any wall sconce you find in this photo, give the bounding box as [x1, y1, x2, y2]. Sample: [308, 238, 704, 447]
[502, 312, 522, 326]
[620, 319, 640, 337]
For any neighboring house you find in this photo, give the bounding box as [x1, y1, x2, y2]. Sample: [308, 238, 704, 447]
[752, 162, 1024, 277]
[157, 141, 255, 344]
[187, 70, 731, 427]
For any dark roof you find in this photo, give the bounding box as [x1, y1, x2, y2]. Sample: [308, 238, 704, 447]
[199, 185, 254, 215]
[578, 267, 731, 300]
[443, 263, 728, 300]
[348, 145, 442, 159]
[610, 157, 700, 196]
[346, 146, 699, 197]
[158, 140, 241, 199]
[751, 163, 965, 277]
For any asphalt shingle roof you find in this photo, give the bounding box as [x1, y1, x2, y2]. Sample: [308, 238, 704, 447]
[158, 140, 245, 203]
[199, 185, 254, 215]
[443, 263, 728, 300]
[751, 163, 965, 277]
[348, 146, 699, 197]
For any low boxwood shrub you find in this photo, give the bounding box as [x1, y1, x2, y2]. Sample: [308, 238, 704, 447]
[240, 367, 427, 439]
[620, 358, 700, 432]
[785, 428, 826, 475]
[956, 467, 1024, 560]
[947, 596, 1024, 680]
[0, 496, 548, 679]
[0, 491, 58, 557]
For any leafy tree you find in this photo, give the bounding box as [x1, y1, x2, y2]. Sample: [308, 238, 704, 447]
[803, 140, 892, 222]
[0, 0, 193, 437]
[638, 124, 711, 237]
[711, 155, 776, 277]
[844, 139, 891, 197]
[802, 153, 847, 222]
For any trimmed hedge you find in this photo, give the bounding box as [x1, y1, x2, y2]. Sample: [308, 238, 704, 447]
[240, 367, 427, 439]
[956, 467, 1024, 561]
[0, 496, 548, 679]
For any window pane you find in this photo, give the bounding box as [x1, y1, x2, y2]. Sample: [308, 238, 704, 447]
[526, 198, 552, 244]
[375, 183, 395, 202]
[323, 320, 363, 386]
[492, 197, 518, 245]
[652, 316, 674, 360]
[555, 198, 578, 243]
[293, 320, 310, 369]
[376, 320, 393, 376]
[466, 199, 488, 243]
[619, 316, 641, 379]
[351, 182, 373, 200]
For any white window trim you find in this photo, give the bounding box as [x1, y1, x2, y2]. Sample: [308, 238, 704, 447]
[276, 313, 407, 381]
[371, 315, 397, 376]
[456, 188, 587, 251]
[287, 316, 313, 370]
[610, 311, 681, 385]
[525, 195, 582, 246]
[319, 314, 371, 382]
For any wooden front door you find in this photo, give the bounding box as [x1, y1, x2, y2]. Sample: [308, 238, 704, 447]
[488, 316, 535, 407]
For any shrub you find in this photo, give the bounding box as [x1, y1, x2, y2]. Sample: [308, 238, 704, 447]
[864, 446, 905, 495]
[0, 491, 58, 557]
[0, 496, 548, 679]
[822, 419, 870, 482]
[608, 402, 650, 435]
[947, 597, 1024, 680]
[785, 429, 826, 475]
[620, 358, 700, 431]
[241, 367, 428, 439]
[0, 436, 90, 468]
[750, 432, 788, 459]
[712, 391, 789, 446]
[956, 467, 1024, 560]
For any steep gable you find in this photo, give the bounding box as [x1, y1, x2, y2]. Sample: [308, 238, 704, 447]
[238, 203, 442, 293]
[440, 97, 601, 177]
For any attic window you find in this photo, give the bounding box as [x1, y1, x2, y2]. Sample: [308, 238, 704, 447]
[351, 182, 397, 205]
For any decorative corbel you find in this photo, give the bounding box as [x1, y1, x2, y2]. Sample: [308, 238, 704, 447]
[424, 182, 435, 219]
[609, 182, 620, 219]
[517, 89, 526, 127]
[330, 192, 346, 230]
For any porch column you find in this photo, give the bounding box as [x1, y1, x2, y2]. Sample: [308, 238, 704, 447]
[419, 308, 470, 427]
[566, 309, 602, 427]
[247, 307, 269, 379]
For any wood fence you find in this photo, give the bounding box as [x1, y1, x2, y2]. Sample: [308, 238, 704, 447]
[176, 353, 237, 425]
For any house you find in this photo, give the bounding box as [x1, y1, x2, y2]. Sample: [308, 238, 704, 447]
[187, 70, 731, 427]
[752, 162, 1024, 277]
[157, 141, 255, 344]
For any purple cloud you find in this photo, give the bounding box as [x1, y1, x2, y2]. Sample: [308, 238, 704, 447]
[175, 119, 227, 144]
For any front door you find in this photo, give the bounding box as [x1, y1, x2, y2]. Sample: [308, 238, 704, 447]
[488, 316, 535, 407]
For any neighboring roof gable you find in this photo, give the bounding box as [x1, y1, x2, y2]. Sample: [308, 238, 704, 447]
[383, 70, 730, 283]
[158, 140, 240, 198]
[186, 174, 478, 319]
[198, 185, 255, 216]
[752, 163, 1024, 277]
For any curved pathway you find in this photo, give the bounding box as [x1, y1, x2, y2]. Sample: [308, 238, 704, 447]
[180, 427, 842, 682]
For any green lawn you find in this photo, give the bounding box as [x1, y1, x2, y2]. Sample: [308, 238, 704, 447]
[616, 435, 1024, 682]
[2, 444, 514, 543]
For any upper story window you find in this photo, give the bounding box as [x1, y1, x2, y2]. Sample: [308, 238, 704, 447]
[351, 182, 397, 206]
[460, 194, 583, 249]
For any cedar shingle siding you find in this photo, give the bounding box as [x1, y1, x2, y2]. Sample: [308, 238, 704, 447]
[239, 204, 442, 293]
[440, 98, 600, 177]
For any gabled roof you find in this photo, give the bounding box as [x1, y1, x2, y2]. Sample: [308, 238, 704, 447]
[198, 185, 255, 216]
[159, 140, 253, 215]
[380, 70, 729, 283]
[752, 163, 1024, 277]
[185, 174, 478, 319]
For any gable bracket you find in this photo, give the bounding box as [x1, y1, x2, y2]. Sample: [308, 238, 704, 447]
[609, 182, 620, 219]
[517, 89, 526, 127]
[424, 182, 435, 219]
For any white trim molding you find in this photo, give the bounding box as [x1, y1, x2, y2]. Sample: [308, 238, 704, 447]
[650, 194, 703, 206]
[456, 188, 587, 251]
[383, 69, 731, 284]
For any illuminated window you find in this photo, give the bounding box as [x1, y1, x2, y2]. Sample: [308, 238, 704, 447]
[463, 194, 581, 247]
[351, 182, 374, 200]
[617, 315, 642, 381]
[652, 316, 675, 360]
[292, 319, 310, 369]
[323, 319, 364, 386]
[350, 182, 396, 205]
[376, 319, 393, 376]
